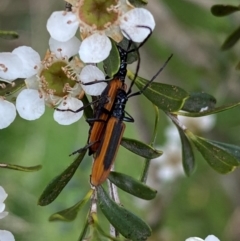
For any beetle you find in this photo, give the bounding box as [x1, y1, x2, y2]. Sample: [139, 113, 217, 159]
[58, 26, 153, 157]
[90, 54, 173, 186]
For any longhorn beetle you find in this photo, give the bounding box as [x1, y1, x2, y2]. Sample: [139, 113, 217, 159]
[57, 26, 153, 157]
[91, 54, 173, 186]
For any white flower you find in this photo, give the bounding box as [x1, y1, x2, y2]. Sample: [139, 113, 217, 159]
[0, 187, 15, 241]
[47, 0, 155, 63]
[0, 98, 16, 129]
[0, 53, 24, 81]
[0, 186, 8, 219]
[178, 115, 216, 133]
[0, 46, 41, 128]
[0, 230, 15, 241]
[185, 235, 220, 241]
[53, 96, 84, 125]
[151, 141, 184, 183]
[0, 39, 106, 126]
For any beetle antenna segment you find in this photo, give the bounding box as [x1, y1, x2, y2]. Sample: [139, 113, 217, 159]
[128, 54, 173, 99]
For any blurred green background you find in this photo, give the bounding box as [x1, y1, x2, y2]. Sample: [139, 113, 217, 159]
[1, 0, 240, 240]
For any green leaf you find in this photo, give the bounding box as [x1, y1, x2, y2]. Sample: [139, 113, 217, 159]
[38, 149, 87, 206]
[187, 131, 238, 174]
[0, 79, 26, 102]
[97, 186, 151, 241]
[176, 102, 240, 117]
[132, 74, 189, 112]
[211, 5, 240, 17]
[0, 30, 19, 39]
[176, 127, 195, 176]
[49, 190, 93, 222]
[108, 172, 157, 200]
[0, 163, 42, 172]
[103, 40, 120, 78]
[205, 141, 240, 163]
[221, 26, 240, 50]
[121, 137, 162, 159]
[181, 92, 216, 113]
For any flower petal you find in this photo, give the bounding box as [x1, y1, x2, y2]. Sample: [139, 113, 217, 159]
[79, 34, 111, 63]
[16, 89, 45, 120]
[49, 36, 81, 59]
[12, 46, 40, 78]
[185, 238, 204, 241]
[0, 53, 23, 81]
[120, 8, 155, 42]
[205, 235, 220, 241]
[0, 100, 16, 129]
[54, 97, 83, 125]
[0, 230, 15, 241]
[47, 11, 79, 42]
[0, 186, 8, 203]
[25, 75, 39, 90]
[0, 202, 5, 214]
[79, 65, 107, 96]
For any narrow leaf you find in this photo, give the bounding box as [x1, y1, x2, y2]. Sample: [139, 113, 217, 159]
[206, 141, 240, 163]
[97, 186, 151, 241]
[121, 137, 162, 159]
[0, 30, 19, 39]
[222, 26, 240, 50]
[211, 5, 240, 17]
[176, 102, 240, 117]
[0, 79, 26, 99]
[103, 40, 120, 77]
[0, 163, 42, 172]
[176, 127, 195, 176]
[49, 190, 93, 222]
[187, 131, 238, 174]
[133, 74, 189, 112]
[108, 172, 157, 200]
[182, 92, 216, 113]
[38, 149, 87, 206]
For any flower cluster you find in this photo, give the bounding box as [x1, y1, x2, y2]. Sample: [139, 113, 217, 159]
[0, 0, 155, 129]
[0, 186, 15, 241]
[186, 235, 220, 241]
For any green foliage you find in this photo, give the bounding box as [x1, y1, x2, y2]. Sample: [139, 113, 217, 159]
[176, 102, 240, 117]
[108, 172, 157, 200]
[121, 137, 162, 159]
[211, 4, 240, 17]
[2, 1, 240, 241]
[187, 131, 239, 174]
[133, 73, 189, 112]
[103, 40, 120, 78]
[221, 26, 240, 50]
[0, 30, 19, 39]
[176, 126, 195, 176]
[182, 92, 216, 113]
[97, 186, 151, 241]
[211, 4, 240, 50]
[0, 163, 42, 172]
[49, 190, 93, 222]
[38, 149, 87, 206]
